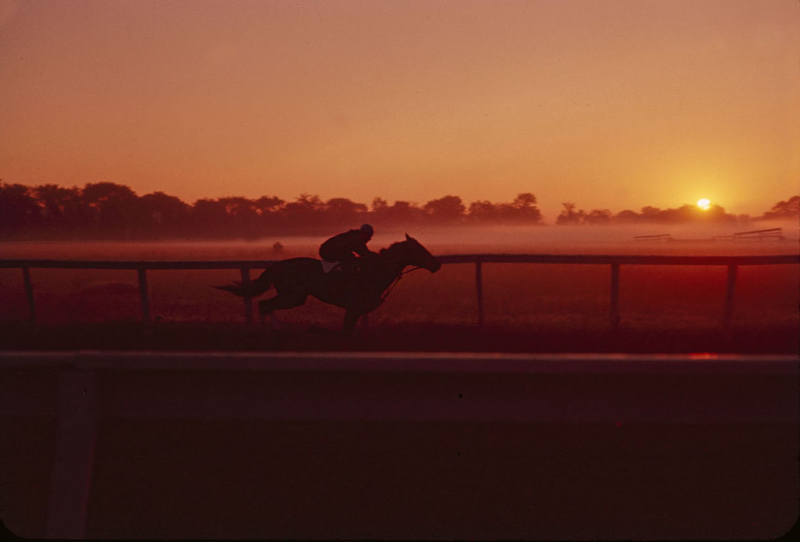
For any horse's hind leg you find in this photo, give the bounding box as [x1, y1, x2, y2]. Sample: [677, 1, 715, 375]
[343, 309, 363, 335]
[258, 292, 307, 329]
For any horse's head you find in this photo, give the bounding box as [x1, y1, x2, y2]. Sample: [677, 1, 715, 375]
[400, 233, 441, 273]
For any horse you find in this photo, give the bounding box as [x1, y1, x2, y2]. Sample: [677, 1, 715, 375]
[215, 234, 441, 333]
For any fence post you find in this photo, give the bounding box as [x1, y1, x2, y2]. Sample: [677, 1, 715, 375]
[137, 268, 151, 327]
[475, 258, 484, 328]
[723, 264, 737, 329]
[22, 267, 36, 324]
[46, 368, 99, 539]
[610, 263, 621, 329]
[240, 267, 253, 325]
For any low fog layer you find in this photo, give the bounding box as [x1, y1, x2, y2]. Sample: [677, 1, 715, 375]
[399, 221, 800, 255]
[1, 221, 797, 261]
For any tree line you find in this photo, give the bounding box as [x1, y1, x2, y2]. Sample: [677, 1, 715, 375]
[0, 180, 796, 240]
[554, 196, 798, 225]
[0, 181, 542, 240]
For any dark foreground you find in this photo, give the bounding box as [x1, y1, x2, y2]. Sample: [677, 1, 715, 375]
[1, 352, 797, 539]
[1, 320, 798, 354]
[5, 420, 796, 539]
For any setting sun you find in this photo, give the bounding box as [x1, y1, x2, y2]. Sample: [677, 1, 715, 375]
[696, 198, 711, 211]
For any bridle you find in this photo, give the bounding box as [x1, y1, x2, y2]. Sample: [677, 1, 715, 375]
[380, 265, 424, 302]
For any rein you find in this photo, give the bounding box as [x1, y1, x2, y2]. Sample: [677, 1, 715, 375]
[380, 265, 422, 302]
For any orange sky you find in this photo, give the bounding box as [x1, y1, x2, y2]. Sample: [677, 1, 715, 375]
[1, 0, 798, 220]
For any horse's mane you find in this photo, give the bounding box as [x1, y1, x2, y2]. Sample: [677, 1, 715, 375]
[378, 240, 408, 257]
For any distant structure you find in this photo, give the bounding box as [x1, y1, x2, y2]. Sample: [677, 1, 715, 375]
[634, 234, 672, 243]
[731, 228, 784, 242]
[634, 227, 785, 243]
[272, 241, 284, 254]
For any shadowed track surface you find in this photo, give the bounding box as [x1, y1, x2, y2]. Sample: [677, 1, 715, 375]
[1, 351, 797, 539]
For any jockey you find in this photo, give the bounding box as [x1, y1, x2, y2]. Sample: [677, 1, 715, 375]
[319, 224, 376, 273]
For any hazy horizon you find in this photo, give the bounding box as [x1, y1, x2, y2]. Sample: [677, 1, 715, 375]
[2, 219, 797, 261]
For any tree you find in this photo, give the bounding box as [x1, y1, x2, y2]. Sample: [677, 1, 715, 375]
[255, 196, 285, 215]
[34, 184, 85, 232]
[35, 184, 78, 218]
[192, 198, 230, 236]
[325, 197, 368, 225]
[81, 182, 138, 206]
[615, 209, 640, 222]
[80, 182, 142, 237]
[468, 200, 498, 222]
[423, 195, 465, 223]
[139, 192, 190, 236]
[371, 197, 388, 213]
[216, 197, 260, 237]
[703, 204, 736, 222]
[282, 194, 326, 231]
[384, 200, 424, 224]
[639, 206, 661, 221]
[509, 193, 543, 223]
[584, 209, 613, 224]
[555, 202, 585, 225]
[369, 197, 390, 224]
[0, 181, 41, 235]
[254, 195, 286, 232]
[761, 195, 800, 220]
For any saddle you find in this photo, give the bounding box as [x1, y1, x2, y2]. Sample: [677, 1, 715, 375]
[321, 258, 368, 278]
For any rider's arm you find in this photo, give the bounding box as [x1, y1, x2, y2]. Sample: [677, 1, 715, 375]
[354, 244, 376, 257]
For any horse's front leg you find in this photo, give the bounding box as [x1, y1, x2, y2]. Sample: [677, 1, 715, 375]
[258, 310, 279, 330]
[343, 309, 362, 335]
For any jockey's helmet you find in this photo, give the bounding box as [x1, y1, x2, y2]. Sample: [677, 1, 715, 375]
[360, 224, 374, 237]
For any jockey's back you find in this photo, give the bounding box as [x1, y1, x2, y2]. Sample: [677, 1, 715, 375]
[320, 229, 368, 258]
[319, 225, 374, 263]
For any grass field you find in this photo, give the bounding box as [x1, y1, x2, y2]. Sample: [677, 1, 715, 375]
[1, 235, 798, 352]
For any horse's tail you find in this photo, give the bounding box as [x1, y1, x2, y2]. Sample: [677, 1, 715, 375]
[214, 266, 275, 298]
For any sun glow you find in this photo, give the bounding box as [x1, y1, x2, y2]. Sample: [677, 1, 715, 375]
[696, 198, 711, 211]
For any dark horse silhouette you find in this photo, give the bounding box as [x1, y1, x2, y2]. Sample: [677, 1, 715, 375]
[215, 234, 441, 333]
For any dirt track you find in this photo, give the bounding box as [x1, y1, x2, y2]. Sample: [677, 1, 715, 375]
[1, 320, 797, 354]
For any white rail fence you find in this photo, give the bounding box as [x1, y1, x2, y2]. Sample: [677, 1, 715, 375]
[2, 254, 798, 329]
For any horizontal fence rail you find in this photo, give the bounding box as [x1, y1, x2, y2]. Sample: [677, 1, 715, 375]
[2, 254, 798, 329]
[2, 254, 799, 268]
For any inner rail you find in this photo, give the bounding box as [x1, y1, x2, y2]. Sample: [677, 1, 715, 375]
[2, 254, 798, 328]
